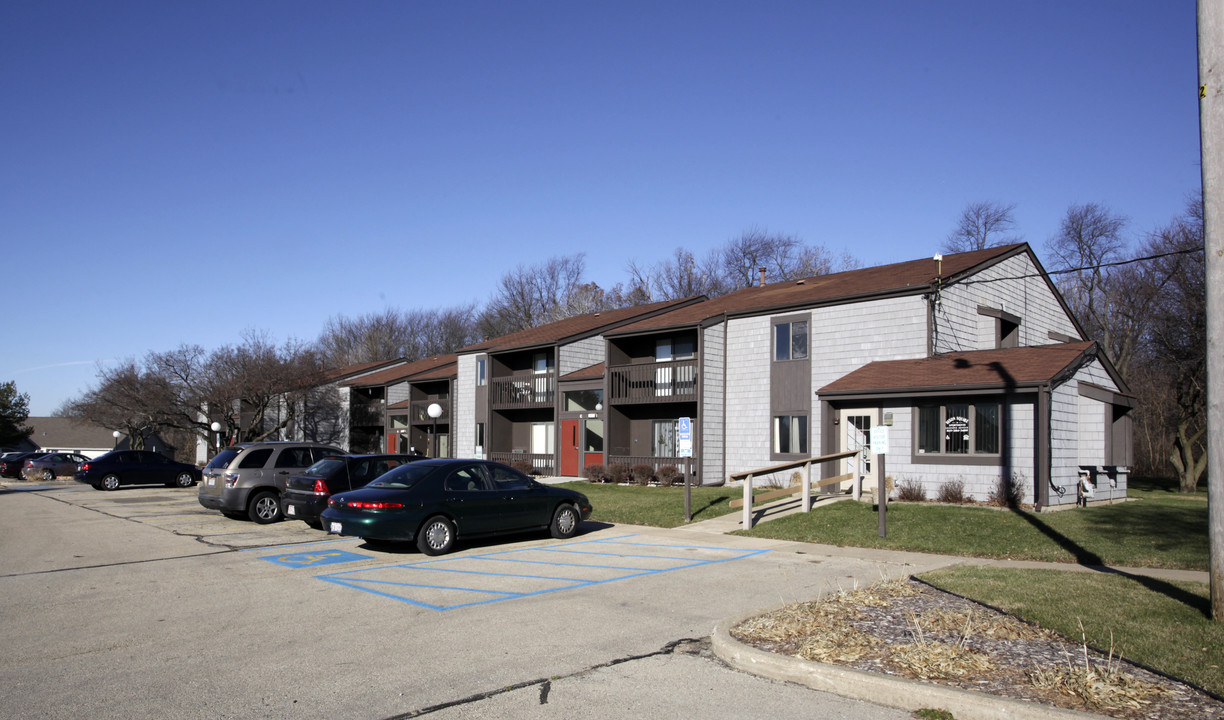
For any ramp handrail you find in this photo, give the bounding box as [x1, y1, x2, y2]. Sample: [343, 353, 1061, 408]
[730, 449, 861, 530]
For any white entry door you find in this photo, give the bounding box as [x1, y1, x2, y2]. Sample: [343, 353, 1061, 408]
[839, 408, 879, 487]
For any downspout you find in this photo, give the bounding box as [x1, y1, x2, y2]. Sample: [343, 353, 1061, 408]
[1036, 383, 1052, 511]
[721, 311, 729, 486]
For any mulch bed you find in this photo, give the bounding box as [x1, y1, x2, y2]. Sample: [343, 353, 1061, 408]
[730, 579, 1224, 720]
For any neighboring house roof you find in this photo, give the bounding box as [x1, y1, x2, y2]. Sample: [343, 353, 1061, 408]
[606, 244, 1032, 337]
[24, 416, 126, 450]
[344, 355, 457, 388]
[818, 342, 1101, 396]
[459, 297, 704, 355]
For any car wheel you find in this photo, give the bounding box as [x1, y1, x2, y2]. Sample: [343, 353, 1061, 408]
[248, 491, 282, 524]
[100, 474, 121, 491]
[416, 516, 455, 556]
[550, 504, 581, 539]
[41, 468, 55, 482]
[173, 471, 195, 488]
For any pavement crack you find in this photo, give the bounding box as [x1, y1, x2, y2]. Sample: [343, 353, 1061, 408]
[382, 638, 706, 719]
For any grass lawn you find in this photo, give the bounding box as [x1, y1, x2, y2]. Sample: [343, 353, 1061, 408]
[730, 479, 1209, 571]
[561, 481, 770, 528]
[562, 475, 1219, 695]
[918, 566, 1223, 697]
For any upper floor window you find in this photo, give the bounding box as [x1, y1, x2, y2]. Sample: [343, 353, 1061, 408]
[656, 337, 695, 362]
[773, 320, 808, 361]
[533, 352, 554, 374]
[476, 357, 486, 386]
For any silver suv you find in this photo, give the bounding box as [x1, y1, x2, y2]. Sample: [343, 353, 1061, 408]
[198, 442, 345, 523]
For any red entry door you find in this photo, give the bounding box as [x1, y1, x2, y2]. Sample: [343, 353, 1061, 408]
[561, 420, 580, 476]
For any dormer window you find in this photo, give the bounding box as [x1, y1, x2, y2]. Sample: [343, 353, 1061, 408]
[978, 305, 1021, 349]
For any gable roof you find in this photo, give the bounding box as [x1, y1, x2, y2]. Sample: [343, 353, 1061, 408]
[24, 417, 127, 450]
[607, 244, 1029, 337]
[343, 354, 457, 388]
[459, 297, 704, 355]
[818, 342, 1101, 396]
[320, 358, 410, 384]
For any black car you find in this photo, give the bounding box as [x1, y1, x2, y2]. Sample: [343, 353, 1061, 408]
[75, 450, 202, 490]
[281, 453, 424, 528]
[321, 458, 593, 555]
[1, 451, 48, 478]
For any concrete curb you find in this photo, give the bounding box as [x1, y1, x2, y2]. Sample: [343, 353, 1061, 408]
[711, 606, 1109, 720]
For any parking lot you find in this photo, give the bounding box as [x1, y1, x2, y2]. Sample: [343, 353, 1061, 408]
[0, 481, 940, 720]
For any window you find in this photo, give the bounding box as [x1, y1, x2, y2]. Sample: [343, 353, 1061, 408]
[917, 401, 1001, 455]
[564, 389, 603, 412]
[773, 321, 808, 361]
[773, 415, 808, 455]
[653, 419, 679, 457]
[474, 422, 485, 459]
[530, 422, 554, 455]
[583, 419, 604, 452]
[655, 337, 694, 361]
[476, 358, 486, 386]
[533, 352, 553, 374]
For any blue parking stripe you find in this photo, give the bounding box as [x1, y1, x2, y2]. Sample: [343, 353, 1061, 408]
[315, 534, 767, 611]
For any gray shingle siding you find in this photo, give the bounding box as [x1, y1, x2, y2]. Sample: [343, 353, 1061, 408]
[455, 355, 477, 458]
[560, 336, 604, 375]
[935, 254, 1080, 353]
[700, 322, 725, 485]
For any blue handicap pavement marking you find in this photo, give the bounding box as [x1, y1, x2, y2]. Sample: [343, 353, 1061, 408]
[263, 549, 370, 568]
[316, 534, 768, 611]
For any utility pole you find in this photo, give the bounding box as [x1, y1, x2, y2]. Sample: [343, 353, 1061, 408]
[1199, 0, 1224, 621]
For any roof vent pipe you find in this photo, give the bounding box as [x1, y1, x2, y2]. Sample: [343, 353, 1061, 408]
[758, 267, 766, 287]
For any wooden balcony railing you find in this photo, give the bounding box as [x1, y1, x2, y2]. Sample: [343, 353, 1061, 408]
[490, 372, 555, 409]
[607, 359, 697, 404]
[490, 451, 555, 476]
[409, 400, 450, 424]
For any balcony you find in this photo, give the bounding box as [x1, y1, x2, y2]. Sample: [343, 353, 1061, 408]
[410, 400, 450, 424]
[490, 372, 555, 409]
[608, 359, 697, 404]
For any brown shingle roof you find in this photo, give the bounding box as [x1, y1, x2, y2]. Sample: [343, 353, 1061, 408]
[320, 359, 408, 383]
[819, 342, 1098, 395]
[459, 297, 703, 354]
[343, 355, 457, 387]
[561, 362, 605, 381]
[608, 244, 1028, 336]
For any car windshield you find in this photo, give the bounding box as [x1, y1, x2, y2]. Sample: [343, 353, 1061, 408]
[367, 463, 436, 489]
[302, 458, 346, 477]
[204, 448, 241, 470]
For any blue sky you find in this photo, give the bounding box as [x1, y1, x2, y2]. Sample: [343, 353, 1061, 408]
[1, 1, 1202, 416]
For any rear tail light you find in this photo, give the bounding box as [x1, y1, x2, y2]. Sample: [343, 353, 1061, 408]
[312, 479, 329, 496]
[80, 463, 91, 472]
[224, 473, 239, 488]
[346, 501, 403, 510]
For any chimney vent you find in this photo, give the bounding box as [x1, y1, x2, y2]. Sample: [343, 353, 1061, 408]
[758, 267, 766, 287]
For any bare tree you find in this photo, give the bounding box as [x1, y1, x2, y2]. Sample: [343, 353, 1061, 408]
[943, 201, 1021, 253]
[721, 228, 860, 289]
[317, 304, 481, 367]
[477, 254, 591, 336]
[626, 248, 727, 302]
[1135, 196, 1207, 492]
[1045, 203, 1140, 376]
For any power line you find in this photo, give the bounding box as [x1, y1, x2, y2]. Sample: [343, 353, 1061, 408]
[956, 247, 1203, 287]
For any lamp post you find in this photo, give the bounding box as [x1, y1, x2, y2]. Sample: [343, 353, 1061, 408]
[112, 430, 120, 449]
[210, 422, 222, 453]
[427, 403, 443, 458]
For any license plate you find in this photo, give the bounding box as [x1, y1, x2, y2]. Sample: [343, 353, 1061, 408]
[286, 505, 295, 516]
[330, 522, 342, 534]
[207, 477, 215, 486]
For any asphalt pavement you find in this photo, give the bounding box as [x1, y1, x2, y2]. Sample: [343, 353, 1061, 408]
[2, 477, 1186, 720]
